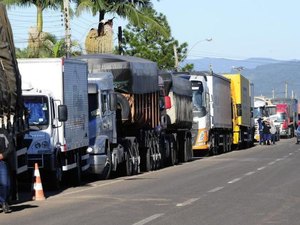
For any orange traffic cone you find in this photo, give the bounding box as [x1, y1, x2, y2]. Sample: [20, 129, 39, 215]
[32, 163, 46, 201]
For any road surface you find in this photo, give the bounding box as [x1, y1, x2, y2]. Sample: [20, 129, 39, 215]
[1, 139, 300, 225]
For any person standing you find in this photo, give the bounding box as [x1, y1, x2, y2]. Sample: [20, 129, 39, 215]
[0, 128, 13, 213]
[270, 120, 277, 145]
[263, 120, 271, 145]
[257, 117, 264, 145]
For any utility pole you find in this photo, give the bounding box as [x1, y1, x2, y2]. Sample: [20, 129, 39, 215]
[63, 0, 71, 58]
[285, 81, 288, 98]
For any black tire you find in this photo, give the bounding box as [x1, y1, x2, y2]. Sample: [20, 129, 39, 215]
[71, 152, 82, 187]
[50, 166, 63, 190]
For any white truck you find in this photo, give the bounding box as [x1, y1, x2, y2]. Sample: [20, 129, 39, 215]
[177, 71, 232, 156]
[18, 58, 90, 188]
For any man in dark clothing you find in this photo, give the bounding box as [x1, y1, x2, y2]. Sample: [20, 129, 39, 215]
[263, 120, 271, 145]
[0, 128, 12, 213]
[257, 117, 264, 145]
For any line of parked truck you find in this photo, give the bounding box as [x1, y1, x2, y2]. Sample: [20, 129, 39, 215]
[17, 55, 259, 189]
[2, 3, 270, 195]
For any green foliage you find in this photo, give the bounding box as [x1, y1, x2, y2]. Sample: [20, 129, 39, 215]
[75, 0, 168, 38]
[122, 8, 193, 71]
[16, 33, 82, 58]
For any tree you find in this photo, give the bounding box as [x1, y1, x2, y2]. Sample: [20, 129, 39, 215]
[75, 0, 168, 53]
[16, 33, 82, 58]
[76, 0, 167, 35]
[121, 8, 193, 71]
[1, 0, 62, 33]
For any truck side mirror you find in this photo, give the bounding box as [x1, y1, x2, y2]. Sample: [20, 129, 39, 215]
[58, 105, 68, 122]
[109, 93, 117, 111]
[165, 96, 171, 109]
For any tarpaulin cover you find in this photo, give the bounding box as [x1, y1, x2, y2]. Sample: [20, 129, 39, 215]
[0, 4, 22, 114]
[159, 73, 192, 97]
[76, 54, 159, 94]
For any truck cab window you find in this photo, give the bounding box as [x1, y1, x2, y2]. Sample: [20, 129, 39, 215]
[192, 88, 207, 116]
[24, 95, 49, 130]
[88, 93, 99, 120]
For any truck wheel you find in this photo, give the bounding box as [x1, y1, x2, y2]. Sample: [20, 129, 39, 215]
[51, 167, 63, 190]
[71, 152, 82, 186]
[186, 135, 193, 161]
[209, 135, 218, 156]
[125, 156, 133, 176]
[169, 137, 177, 166]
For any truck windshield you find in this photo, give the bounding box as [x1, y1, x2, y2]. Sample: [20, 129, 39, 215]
[276, 112, 286, 122]
[192, 89, 206, 116]
[24, 96, 49, 130]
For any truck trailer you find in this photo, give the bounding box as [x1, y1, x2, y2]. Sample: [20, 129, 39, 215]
[176, 71, 233, 156]
[19, 58, 90, 188]
[223, 73, 254, 148]
[76, 54, 193, 176]
[0, 4, 28, 199]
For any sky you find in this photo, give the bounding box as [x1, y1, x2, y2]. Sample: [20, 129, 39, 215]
[6, 0, 300, 61]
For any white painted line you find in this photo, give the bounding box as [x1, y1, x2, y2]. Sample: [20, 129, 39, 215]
[276, 158, 282, 161]
[208, 186, 224, 193]
[176, 198, 199, 207]
[289, 153, 293, 156]
[133, 214, 164, 225]
[257, 166, 266, 171]
[52, 180, 123, 198]
[228, 178, 241, 184]
[268, 162, 275, 165]
[245, 171, 256, 176]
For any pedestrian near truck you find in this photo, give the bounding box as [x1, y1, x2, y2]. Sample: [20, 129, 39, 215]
[262, 119, 271, 145]
[270, 120, 276, 145]
[257, 117, 264, 145]
[0, 128, 13, 213]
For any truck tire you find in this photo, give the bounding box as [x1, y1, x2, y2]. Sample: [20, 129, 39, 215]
[70, 152, 82, 187]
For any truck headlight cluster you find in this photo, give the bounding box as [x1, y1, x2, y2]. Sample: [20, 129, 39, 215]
[33, 140, 50, 150]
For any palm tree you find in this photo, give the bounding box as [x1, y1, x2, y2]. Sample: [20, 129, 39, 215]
[1, 0, 62, 33]
[16, 33, 82, 58]
[76, 0, 168, 53]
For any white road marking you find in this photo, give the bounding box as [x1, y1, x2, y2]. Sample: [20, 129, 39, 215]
[289, 153, 293, 156]
[208, 186, 224, 193]
[132, 214, 164, 225]
[51, 180, 123, 198]
[245, 171, 256, 176]
[257, 166, 266, 171]
[228, 178, 241, 184]
[176, 198, 200, 207]
[268, 161, 275, 165]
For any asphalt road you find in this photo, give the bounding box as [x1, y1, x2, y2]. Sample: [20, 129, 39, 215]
[1, 138, 300, 225]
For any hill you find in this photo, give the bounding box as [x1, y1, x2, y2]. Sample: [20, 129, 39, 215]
[183, 58, 300, 98]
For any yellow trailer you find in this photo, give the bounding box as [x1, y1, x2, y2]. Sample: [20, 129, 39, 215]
[223, 73, 253, 148]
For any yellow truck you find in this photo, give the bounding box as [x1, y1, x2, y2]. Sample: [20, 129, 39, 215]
[223, 73, 254, 148]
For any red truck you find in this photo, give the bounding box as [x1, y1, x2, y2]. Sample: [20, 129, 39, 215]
[273, 98, 298, 138]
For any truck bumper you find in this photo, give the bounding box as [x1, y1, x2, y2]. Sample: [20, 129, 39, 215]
[89, 154, 109, 174]
[27, 154, 55, 171]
